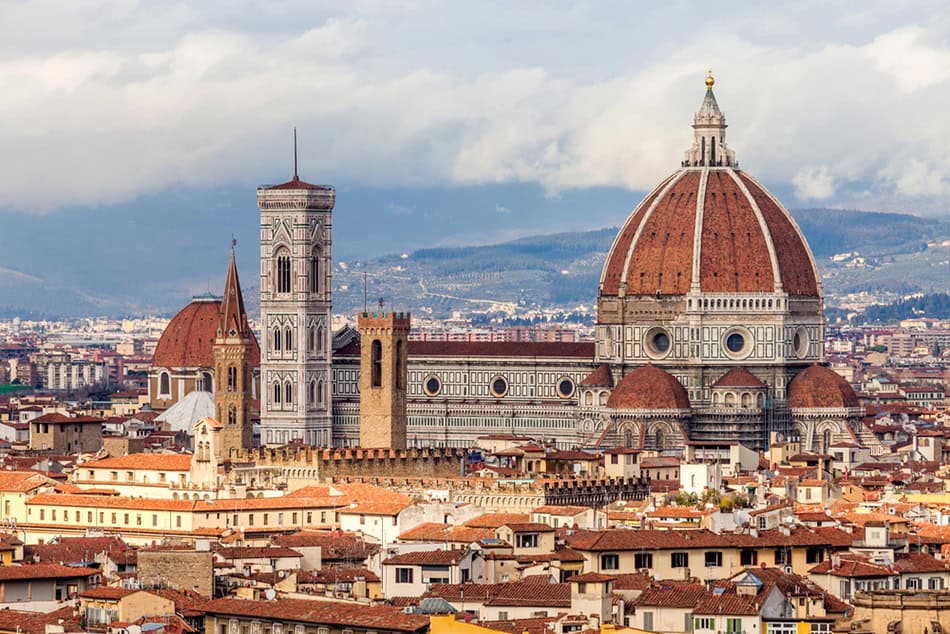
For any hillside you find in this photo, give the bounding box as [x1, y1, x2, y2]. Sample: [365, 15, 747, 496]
[333, 208, 950, 319]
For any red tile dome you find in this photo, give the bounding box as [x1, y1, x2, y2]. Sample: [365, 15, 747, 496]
[606, 364, 690, 410]
[712, 367, 766, 389]
[600, 169, 819, 298]
[787, 364, 860, 409]
[599, 75, 819, 301]
[153, 297, 260, 368]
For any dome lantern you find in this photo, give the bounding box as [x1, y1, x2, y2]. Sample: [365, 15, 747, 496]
[684, 72, 736, 168]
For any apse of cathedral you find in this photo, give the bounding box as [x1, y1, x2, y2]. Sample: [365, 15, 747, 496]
[149, 74, 866, 455]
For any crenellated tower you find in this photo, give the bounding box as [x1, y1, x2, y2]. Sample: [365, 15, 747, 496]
[358, 311, 410, 450]
[257, 146, 335, 447]
[213, 245, 254, 457]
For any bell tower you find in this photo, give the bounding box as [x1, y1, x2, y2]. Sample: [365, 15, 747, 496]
[258, 135, 335, 447]
[213, 244, 253, 458]
[358, 311, 410, 449]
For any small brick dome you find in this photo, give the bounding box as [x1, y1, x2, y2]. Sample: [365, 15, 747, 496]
[788, 364, 859, 409]
[153, 297, 260, 368]
[606, 364, 690, 410]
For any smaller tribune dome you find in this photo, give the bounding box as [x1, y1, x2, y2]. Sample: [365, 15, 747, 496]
[606, 364, 690, 410]
[580, 364, 614, 388]
[712, 367, 766, 389]
[788, 364, 860, 409]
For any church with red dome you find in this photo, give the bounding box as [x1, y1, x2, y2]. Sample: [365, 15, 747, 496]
[149, 74, 870, 455]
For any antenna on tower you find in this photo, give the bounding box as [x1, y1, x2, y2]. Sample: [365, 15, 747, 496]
[293, 127, 298, 179]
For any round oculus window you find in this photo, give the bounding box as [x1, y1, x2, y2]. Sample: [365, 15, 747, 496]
[491, 377, 509, 397]
[644, 327, 673, 359]
[557, 378, 575, 398]
[726, 332, 746, 354]
[423, 376, 442, 397]
[652, 331, 670, 353]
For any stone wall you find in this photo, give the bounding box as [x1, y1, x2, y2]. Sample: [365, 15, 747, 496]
[138, 549, 214, 597]
[228, 446, 467, 482]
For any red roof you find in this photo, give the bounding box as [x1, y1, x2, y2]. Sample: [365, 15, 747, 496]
[713, 367, 766, 388]
[600, 168, 818, 297]
[260, 176, 333, 191]
[153, 298, 260, 368]
[383, 548, 469, 566]
[607, 364, 690, 410]
[580, 364, 614, 387]
[0, 563, 98, 580]
[566, 527, 853, 551]
[335, 340, 594, 359]
[788, 364, 860, 409]
[204, 598, 427, 632]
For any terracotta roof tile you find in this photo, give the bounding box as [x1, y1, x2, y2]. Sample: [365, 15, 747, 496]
[712, 367, 766, 388]
[153, 299, 260, 368]
[580, 364, 614, 388]
[606, 364, 690, 410]
[383, 548, 469, 566]
[788, 364, 860, 409]
[204, 598, 428, 632]
[82, 453, 192, 471]
[632, 581, 709, 608]
[0, 563, 98, 580]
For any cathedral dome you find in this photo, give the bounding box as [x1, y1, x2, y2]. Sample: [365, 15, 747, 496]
[153, 297, 260, 368]
[599, 78, 819, 300]
[787, 364, 860, 409]
[606, 364, 690, 410]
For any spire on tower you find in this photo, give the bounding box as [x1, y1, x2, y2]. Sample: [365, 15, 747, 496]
[219, 246, 249, 339]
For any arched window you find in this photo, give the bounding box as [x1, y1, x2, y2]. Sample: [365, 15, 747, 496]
[276, 252, 292, 294]
[284, 382, 293, 405]
[623, 429, 633, 448]
[741, 393, 751, 408]
[395, 340, 405, 390]
[199, 372, 212, 392]
[317, 380, 324, 404]
[309, 248, 321, 294]
[725, 392, 736, 407]
[285, 327, 293, 351]
[228, 404, 236, 425]
[316, 326, 324, 353]
[273, 328, 282, 352]
[711, 136, 717, 165]
[308, 380, 316, 405]
[371, 339, 382, 387]
[308, 326, 315, 352]
[655, 429, 665, 450]
[227, 366, 237, 392]
[822, 429, 832, 452]
[701, 136, 706, 165]
[273, 382, 282, 405]
[159, 371, 170, 396]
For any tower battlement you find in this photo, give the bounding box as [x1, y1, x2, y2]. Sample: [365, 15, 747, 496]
[227, 445, 467, 479]
[357, 311, 411, 331]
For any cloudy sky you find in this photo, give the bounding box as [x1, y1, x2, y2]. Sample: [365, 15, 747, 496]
[2, 1, 950, 230]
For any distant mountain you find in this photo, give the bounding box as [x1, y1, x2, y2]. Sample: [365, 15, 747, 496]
[1, 179, 948, 319]
[333, 208, 950, 319]
[792, 208, 949, 258]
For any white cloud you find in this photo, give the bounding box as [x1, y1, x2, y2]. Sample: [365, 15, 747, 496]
[0, 2, 949, 215]
[793, 166, 837, 200]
